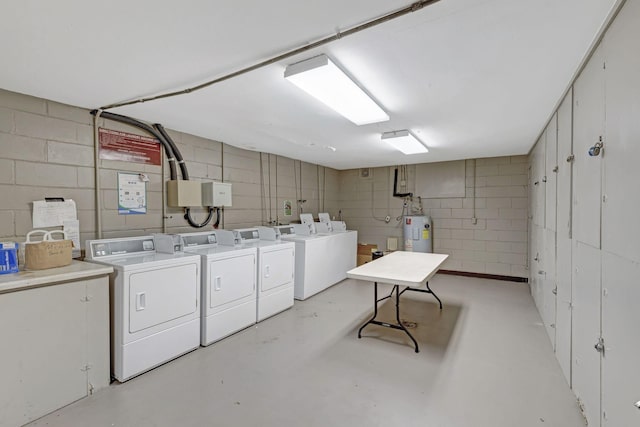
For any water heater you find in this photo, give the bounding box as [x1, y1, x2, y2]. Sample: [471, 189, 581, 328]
[403, 215, 432, 253]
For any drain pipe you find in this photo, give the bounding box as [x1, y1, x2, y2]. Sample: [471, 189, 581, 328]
[99, 0, 442, 111]
[93, 110, 103, 239]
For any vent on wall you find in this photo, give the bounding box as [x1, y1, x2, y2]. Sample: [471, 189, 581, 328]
[360, 168, 372, 179]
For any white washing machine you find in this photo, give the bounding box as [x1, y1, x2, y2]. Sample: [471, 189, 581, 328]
[233, 227, 295, 322]
[275, 223, 357, 300]
[85, 236, 201, 382]
[179, 230, 257, 345]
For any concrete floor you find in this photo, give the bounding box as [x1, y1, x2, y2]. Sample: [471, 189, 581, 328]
[30, 275, 585, 427]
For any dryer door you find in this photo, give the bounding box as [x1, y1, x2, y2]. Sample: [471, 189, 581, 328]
[261, 246, 294, 292]
[129, 263, 198, 333]
[209, 253, 256, 309]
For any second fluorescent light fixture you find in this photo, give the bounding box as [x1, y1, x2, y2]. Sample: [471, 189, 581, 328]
[285, 55, 389, 126]
[381, 130, 429, 155]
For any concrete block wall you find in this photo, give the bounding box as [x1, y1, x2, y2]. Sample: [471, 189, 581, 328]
[0, 89, 339, 245]
[338, 157, 529, 278]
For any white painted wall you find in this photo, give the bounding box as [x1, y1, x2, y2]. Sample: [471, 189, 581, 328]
[338, 157, 529, 277]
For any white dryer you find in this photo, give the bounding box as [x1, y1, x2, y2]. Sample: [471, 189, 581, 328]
[85, 236, 201, 382]
[234, 227, 295, 322]
[276, 222, 356, 300]
[179, 230, 257, 345]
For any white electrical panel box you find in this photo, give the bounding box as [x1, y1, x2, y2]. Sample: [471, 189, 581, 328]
[201, 182, 232, 207]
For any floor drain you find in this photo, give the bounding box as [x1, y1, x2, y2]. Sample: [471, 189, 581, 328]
[401, 320, 417, 329]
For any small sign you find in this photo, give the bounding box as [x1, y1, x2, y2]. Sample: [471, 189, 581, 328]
[118, 172, 147, 215]
[284, 200, 292, 217]
[99, 128, 161, 166]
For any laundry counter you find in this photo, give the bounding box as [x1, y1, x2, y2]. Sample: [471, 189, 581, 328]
[0, 261, 113, 427]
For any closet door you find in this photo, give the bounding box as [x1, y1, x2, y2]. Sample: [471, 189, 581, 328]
[600, 1, 640, 424]
[529, 134, 546, 312]
[542, 116, 558, 347]
[571, 45, 605, 427]
[554, 90, 573, 386]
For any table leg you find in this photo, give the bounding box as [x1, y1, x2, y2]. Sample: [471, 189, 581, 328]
[394, 284, 419, 353]
[358, 283, 420, 353]
[358, 281, 379, 339]
[399, 281, 443, 310]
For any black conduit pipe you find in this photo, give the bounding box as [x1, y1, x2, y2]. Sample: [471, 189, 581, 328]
[91, 110, 215, 228]
[154, 124, 188, 180]
[393, 168, 412, 198]
[154, 123, 213, 228]
[90, 110, 178, 180]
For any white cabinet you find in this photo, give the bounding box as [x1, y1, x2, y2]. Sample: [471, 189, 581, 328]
[0, 262, 111, 427]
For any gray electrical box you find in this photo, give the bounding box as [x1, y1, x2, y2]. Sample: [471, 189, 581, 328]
[201, 181, 232, 207]
[166, 180, 202, 207]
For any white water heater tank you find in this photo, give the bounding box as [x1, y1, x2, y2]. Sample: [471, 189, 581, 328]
[403, 215, 432, 253]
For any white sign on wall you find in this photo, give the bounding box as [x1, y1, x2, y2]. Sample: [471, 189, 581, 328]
[117, 172, 147, 215]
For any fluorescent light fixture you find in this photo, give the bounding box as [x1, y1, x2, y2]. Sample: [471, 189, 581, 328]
[285, 55, 389, 126]
[381, 130, 429, 155]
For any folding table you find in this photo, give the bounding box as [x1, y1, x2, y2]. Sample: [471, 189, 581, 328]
[346, 251, 449, 352]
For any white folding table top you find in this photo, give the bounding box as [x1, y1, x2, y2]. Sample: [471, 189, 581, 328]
[346, 251, 449, 288]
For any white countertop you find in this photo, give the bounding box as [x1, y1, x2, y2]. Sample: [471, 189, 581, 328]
[346, 251, 449, 287]
[0, 261, 113, 294]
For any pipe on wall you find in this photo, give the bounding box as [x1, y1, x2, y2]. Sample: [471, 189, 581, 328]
[93, 110, 103, 239]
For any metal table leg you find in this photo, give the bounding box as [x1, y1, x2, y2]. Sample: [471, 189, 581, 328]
[399, 281, 443, 309]
[358, 282, 420, 353]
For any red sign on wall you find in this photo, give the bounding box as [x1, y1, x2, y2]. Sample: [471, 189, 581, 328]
[98, 128, 161, 166]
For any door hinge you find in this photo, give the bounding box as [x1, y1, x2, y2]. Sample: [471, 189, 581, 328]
[594, 337, 605, 354]
[566, 154, 575, 163]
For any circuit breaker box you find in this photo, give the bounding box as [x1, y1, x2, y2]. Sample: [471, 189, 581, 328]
[201, 181, 232, 207]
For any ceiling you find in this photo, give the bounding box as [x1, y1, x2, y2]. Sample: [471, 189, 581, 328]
[0, 0, 618, 170]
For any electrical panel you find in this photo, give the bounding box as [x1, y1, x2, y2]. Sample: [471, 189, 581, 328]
[166, 180, 202, 207]
[201, 181, 232, 207]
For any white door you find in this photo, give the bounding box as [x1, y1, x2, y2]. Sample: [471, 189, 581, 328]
[600, 2, 640, 424]
[529, 224, 543, 312]
[542, 228, 557, 348]
[531, 133, 546, 229]
[261, 246, 294, 292]
[208, 253, 256, 310]
[572, 241, 602, 425]
[600, 0, 640, 267]
[555, 90, 573, 386]
[601, 252, 640, 426]
[542, 116, 558, 347]
[129, 263, 199, 333]
[571, 44, 605, 427]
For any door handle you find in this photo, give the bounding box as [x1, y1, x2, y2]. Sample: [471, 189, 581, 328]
[214, 276, 222, 291]
[136, 292, 146, 311]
